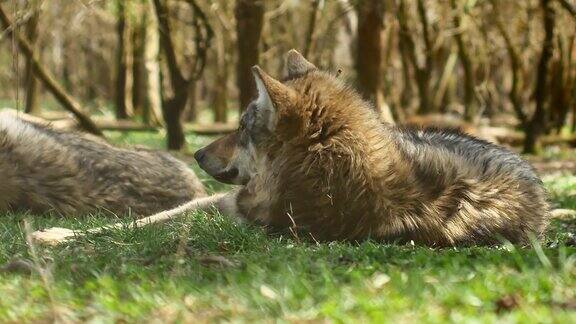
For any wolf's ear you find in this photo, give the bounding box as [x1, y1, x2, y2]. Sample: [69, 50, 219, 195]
[252, 65, 297, 131]
[285, 49, 316, 79]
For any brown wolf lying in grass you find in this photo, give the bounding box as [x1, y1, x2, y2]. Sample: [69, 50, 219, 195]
[0, 110, 206, 216]
[33, 50, 550, 247]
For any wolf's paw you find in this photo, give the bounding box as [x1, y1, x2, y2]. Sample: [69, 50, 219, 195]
[30, 227, 77, 246]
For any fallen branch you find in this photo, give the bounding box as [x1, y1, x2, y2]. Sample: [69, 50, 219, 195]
[186, 122, 237, 135]
[0, 4, 103, 136]
[97, 121, 237, 134]
[496, 133, 576, 147]
[5, 110, 238, 135]
[96, 119, 159, 132]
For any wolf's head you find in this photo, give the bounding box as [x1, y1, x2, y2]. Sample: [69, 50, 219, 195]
[194, 49, 372, 185]
[194, 50, 316, 184]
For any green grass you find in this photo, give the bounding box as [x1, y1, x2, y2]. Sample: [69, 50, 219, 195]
[0, 132, 575, 322]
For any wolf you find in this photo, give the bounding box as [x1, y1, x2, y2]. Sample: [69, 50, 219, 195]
[33, 50, 550, 247]
[0, 110, 206, 216]
[190, 50, 550, 246]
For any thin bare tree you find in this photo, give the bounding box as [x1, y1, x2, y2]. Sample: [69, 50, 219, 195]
[397, 0, 433, 115]
[524, 0, 556, 153]
[142, 0, 163, 126]
[235, 0, 264, 111]
[356, 0, 394, 122]
[24, 1, 41, 115]
[303, 0, 321, 58]
[152, 0, 212, 149]
[450, 0, 477, 122]
[115, 0, 133, 120]
[205, 0, 235, 123]
[490, 0, 529, 128]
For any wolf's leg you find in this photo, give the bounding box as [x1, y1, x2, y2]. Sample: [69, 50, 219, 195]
[31, 190, 239, 246]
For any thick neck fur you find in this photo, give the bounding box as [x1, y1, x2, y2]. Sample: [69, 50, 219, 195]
[236, 69, 548, 245]
[244, 72, 414, 241]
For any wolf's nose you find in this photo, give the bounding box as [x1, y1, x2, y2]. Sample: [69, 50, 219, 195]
[194, 149, 206, 163]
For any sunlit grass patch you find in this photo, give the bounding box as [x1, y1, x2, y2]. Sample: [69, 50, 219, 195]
[0, 131, 574, 322]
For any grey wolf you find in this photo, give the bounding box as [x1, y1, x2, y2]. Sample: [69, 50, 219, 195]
[34, 50, 550, 247]
[0, 110, 206, 216]
[192, 50, 549, 246]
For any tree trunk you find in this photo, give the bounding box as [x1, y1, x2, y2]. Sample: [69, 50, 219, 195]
[303, 0, 320, 58]
[132, 4, 145, 118]
[416, 0, 434, 114]
[491, 0, 528, 128]
[24, 9, 40, 115]
[84, 44, 98, 101]
[450, 0, 477, 122]
[162, 93, 187, 150]
[212, 14, 230, 123]
[115, 0, 134, 120]
[142, 0, 163, 126]
[152, 0, 212, 149]
[356, 0, 384, 110]
[235, 0, 264, 111]
[397, 0, 431, 114]
[356, 0, 393, 122]
[213, 68, 228, 122]
[153, 0, 187, 149]
[398, 31, 414, 109]
[183, 80, 198, 123]
[523, 0, 555, 154]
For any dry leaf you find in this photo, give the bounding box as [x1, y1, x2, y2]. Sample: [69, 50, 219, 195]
[371, 272, 390, 289]
[259, 285, 278, 300]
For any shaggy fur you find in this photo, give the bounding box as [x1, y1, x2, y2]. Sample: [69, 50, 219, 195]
[195, 50, 550, 246]
[0, 110, 206, 216]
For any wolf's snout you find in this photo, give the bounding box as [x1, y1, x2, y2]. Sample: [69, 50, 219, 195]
[194, 147, 214, 174]
[194, 147, 239, 184]
[194, 148, 206, 164]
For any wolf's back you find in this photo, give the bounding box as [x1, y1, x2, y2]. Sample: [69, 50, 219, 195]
[391, 126, 550, 244]
[0, 111, 206, 216]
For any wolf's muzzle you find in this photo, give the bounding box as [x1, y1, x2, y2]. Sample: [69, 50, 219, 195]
[194, 148, 239, 184]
